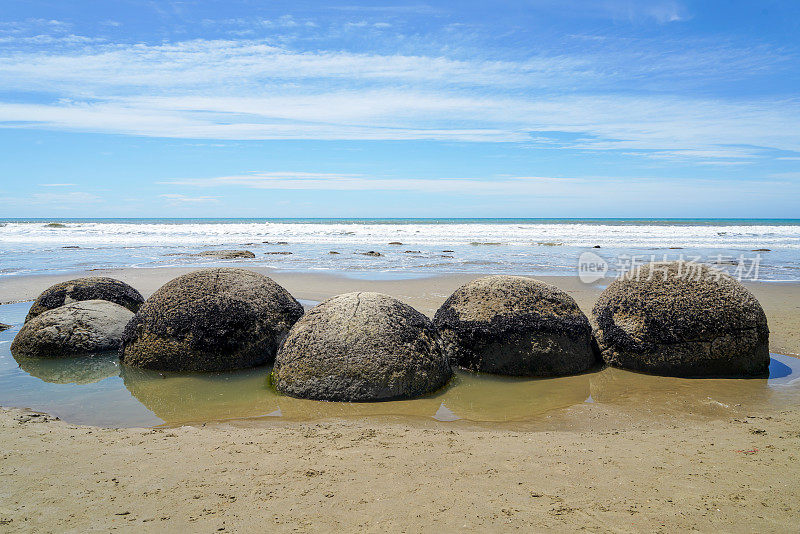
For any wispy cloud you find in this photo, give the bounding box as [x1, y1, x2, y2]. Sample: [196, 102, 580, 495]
[161, 172, 577, 194]
[39, 182, 77, 187]
[0, 190, 101, 206]
[0, 22, 796, 159]
[159, 193, 219, 203]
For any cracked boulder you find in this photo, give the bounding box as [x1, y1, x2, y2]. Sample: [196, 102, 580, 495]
[433, 275, 596, 376]
[273, 292, 451, 401]
[592, 261, 769, 377]
[25, 276, 144, 322]
[11, 300, 134, 357]
[120, 268, 303, 372]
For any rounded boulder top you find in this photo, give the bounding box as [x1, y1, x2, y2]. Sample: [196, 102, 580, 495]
[120, 268, 303, 372]
[273, 292, 451, 402]
[12, 300, 134, 358]
[25, 276, 144, 323]
[433, 275, 595, 376]
[592, 261, 769, 377]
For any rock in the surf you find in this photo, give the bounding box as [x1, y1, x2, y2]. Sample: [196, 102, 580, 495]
[120, 268, 303, 372]
[25, 276, 144, 322]
[273, 292, 451, 401]
[11, 300, 134, 357]
[592, 261, 769, 377]
[433, 275, 596, 376]
[194, 249, 256, 259]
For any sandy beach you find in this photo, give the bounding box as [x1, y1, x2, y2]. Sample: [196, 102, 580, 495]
[0, 267, 798, 532]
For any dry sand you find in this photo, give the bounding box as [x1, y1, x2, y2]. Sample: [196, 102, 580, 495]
[1, 267, 799, 532]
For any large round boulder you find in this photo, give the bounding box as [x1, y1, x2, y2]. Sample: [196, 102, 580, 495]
[120, 268, 303, 372]
[11, 300, 134, 358]
[25, 277, 144, 322]
[273, 292, 451, 401]
[592, 261, 769, 377]
[433, 275, 595, 376]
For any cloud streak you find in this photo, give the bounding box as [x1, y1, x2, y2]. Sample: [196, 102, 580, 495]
[0, 23, 797, 161]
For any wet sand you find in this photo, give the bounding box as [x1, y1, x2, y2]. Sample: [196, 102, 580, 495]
[1, 267, 799, 531]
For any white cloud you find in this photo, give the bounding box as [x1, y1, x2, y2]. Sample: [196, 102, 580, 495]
[0, 191, 101, 206]
[161, 172, 577, 194]
[39, 183, 77, 187]
[159, 171, 800, 202]
[0, 34, 795, 157]
[159, 193, 219, 203]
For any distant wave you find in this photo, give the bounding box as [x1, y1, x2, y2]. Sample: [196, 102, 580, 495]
[1, 221, 799, 249]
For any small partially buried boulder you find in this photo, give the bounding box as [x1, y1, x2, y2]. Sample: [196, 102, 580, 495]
[120, 268, 303, 372]
[11, 300, 134, 358]
[592, 261, 769, 377]
[26, 276, 144, 322]
[433, 275, 595, 376]
[195, 250, 255, 259]
[274, 292, 451, 401]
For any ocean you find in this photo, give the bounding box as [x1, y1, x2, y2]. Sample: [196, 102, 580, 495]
[1, 218, 799, 280]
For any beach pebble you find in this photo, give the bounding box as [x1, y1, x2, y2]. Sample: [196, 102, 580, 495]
[273, 292, 451, 401]
[120, 268, 303, 372]
[11, 300, 134, 358]
[433, 275, 596, 376]
[592, 261, 769, 377]
[25, 276, 144, 323]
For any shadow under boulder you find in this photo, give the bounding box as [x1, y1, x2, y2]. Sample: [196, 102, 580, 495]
[14, 351, 120, 385]
[273, 292, 451, 401]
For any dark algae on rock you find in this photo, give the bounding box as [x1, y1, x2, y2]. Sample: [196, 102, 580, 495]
[433, 275, 596, 377]
[592, 261, 769, 377]
[273, 292, 451, 401]
[25, 277, 144, 322]
[120, 268, 303, 372]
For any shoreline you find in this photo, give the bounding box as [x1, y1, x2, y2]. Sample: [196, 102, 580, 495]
[1, 265, 799, 531]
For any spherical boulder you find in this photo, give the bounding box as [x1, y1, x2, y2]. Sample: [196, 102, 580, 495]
[25, 277, 144, 323]
[592, 261, 769, 377]
[11, 300, 134, 358]
[273, 292, 451, 401]
[433, 275, 596, 376]
[120, 268, 303, 372]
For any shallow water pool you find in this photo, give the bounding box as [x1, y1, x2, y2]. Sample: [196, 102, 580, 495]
[1, 301, 799, 427]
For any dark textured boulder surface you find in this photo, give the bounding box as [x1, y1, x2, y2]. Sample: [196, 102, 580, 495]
[25, 277, 144, 322]
[592, 261, 769, 377]
[273, 292, 451, 401]
[11, 300, 134, 358]
[120, 268, 303, 372]
[433, 275, 595, 376]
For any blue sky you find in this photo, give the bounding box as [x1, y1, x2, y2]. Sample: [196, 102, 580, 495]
[0, 0, 798, 218]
